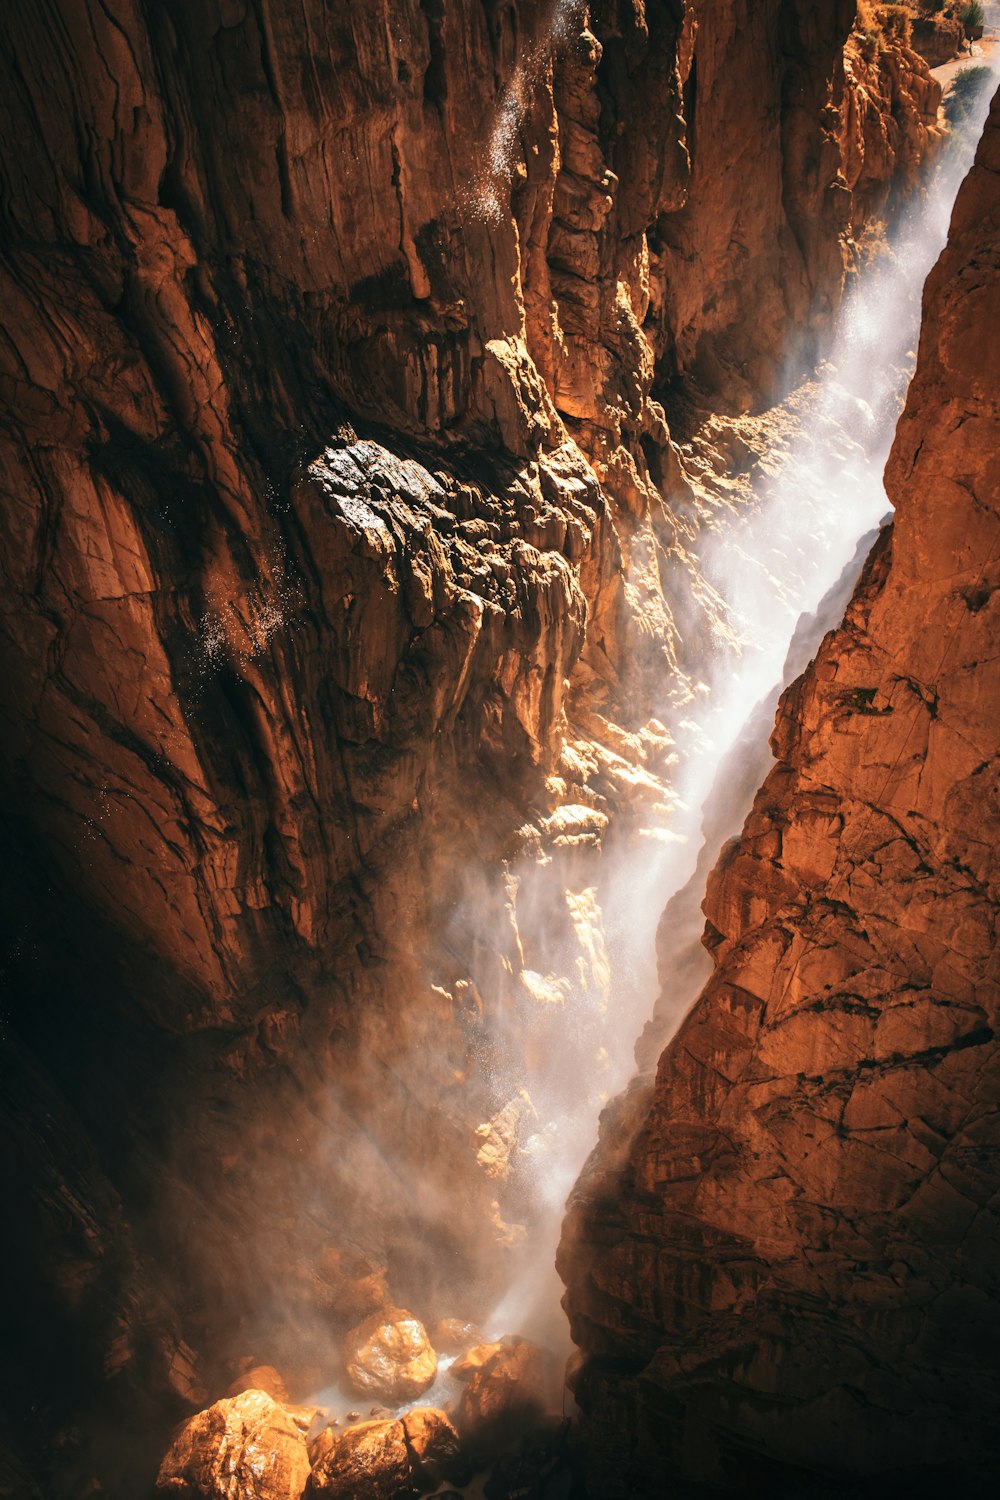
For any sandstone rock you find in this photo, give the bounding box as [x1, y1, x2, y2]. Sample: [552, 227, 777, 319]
[306, 1421, 414, 1500]
[156, 1390, 310, 1500]
[453, 1338, 548, 1460]
[910, 12, 966, 66]
[225, 1365, 289, 1403]
[429, 1318, 480, 1356]
[314, 1251, 389, 1325]
[481, 1421, 572, 1500]
[305, 1425, 337, 1470]
[401, 1408, 471, 1490]
[343, 1309, 437, 1403]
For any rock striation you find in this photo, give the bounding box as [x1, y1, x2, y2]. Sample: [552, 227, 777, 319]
[0, 0, 944, 1492]
[560, 87, 1000, 1496]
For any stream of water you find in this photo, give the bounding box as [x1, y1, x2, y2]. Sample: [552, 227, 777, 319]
[480, 41, 1000, 1371]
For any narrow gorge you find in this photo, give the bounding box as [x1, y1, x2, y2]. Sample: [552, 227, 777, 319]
[0, 3, 997, 1498]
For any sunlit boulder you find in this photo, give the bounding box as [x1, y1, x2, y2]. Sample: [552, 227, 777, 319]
[306, 1420, 412, 1500]
[155, 1389, 311, 1500]
[343, 1307, 437, 1402]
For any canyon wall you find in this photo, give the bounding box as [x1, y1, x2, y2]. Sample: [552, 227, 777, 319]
[560, 86, 1000, 1497]
[0, 1, 943, 1491]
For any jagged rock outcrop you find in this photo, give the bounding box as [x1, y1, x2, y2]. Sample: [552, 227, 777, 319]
[0, 0, 943, 1491]
[560, 87, 1000, 1497]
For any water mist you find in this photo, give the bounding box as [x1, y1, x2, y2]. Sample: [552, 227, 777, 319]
[472, 47, 1000, 1374]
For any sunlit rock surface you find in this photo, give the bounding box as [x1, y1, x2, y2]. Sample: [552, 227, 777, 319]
[305, 1408, 467, 1500]
[343, 1308, 437, 1404]
[560, 88, 1000, 1496]
[0, 0, 945, 1491]
[155, 1390, 312, 1500]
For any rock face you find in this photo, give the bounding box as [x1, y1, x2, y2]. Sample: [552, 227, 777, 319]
[0, 0, 943, 1491]
[560, 90, 1000, 1496]
[910, 10, 966, 68]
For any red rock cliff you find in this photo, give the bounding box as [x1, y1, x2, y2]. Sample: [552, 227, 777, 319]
[0, 1, 943, 1491]
[560, 86, 1000, 1497]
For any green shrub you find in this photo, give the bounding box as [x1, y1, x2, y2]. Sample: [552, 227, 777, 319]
[962, 1, 985, 33]
[944, 63, 993, 124]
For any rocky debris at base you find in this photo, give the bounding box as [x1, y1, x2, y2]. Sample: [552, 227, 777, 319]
[430, 1318, 481, 1356]
[306, 1408, 468, 1500]
[482, 1421, 574, 1500]
[452, 1338, 548, 1462]
[155, 1390, 312, 1500]
[400, 1409, 471, 1491]
[156, 1333, 559, 1500]
[343, 1307, 438, 1403]
[225, 1364, 289, 1403]
[305, 1420, 413, 1500]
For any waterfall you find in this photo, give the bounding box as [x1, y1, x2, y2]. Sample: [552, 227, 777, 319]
[467, 0, 586, 222]
[480, 47, 1000, 1364]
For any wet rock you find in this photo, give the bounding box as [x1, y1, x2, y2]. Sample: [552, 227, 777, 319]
[155, 1389, 310, 1500]
[307, 1409, 468, 1500]
[305, 1425, 337, 1469]
[401, 1408, 471, 1490]
[343, 1308, 437, 1403]
[430, 1318, 481, 1356]
[484, 1421, 573, 1500]
[453, 1338, 547, 1461]
[225, 1364, 289, 1403]
[305, 1421, 415, 1500]
[315, 1251, 390, 1325]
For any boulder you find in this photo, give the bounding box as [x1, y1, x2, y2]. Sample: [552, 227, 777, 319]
[343, 1308, 437, 1403]
[401, 1408, 470, 1490]
[483, 1421, 572, 1500]
[430, 1317, 480, 1356]
[452, 1338, 547, 1460]
[225, 1365, 289, 1402]
[156, 1390, 310, 1500]
[306, 1409, 469, 1499]
[305, 1424, 338, 1470]
[305, 1420, 415, 1500]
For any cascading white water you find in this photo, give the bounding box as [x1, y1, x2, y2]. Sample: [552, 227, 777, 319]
[480, 39, 1000, 1363]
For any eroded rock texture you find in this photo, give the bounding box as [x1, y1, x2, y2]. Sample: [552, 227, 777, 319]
[0, 0, 942, 1491]
[560, 89, 1000, 1497]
